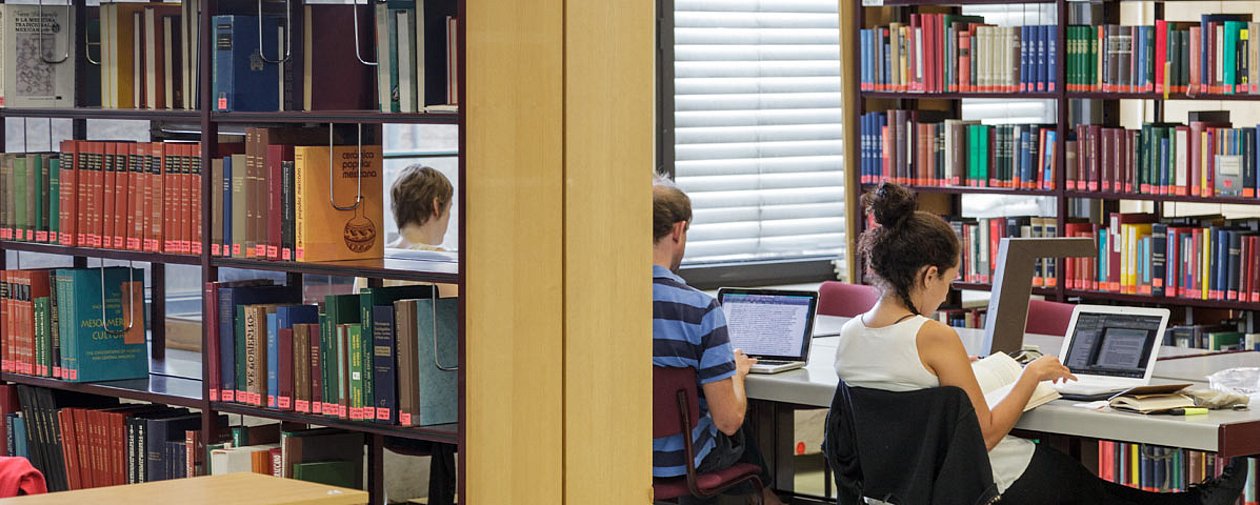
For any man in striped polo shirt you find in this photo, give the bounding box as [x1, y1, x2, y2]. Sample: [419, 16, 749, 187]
[653, 178, 783, 505]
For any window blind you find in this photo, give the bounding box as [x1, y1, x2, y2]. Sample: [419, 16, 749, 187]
[672, 0, 845, 270]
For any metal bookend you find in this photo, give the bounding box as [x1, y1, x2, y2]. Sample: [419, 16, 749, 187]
[85, 11, 101, 65]
[256, 0, 291, 64]
[430, 289, 457, 371]
[37, 0, 71, 64]
[352, 1, 378, 66]
[328, 123, 365, 211]
[99, 261, 137, 336]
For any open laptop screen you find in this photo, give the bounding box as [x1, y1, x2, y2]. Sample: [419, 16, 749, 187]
[1063, 312, 1164, 379]
[718, 289, 817, 361]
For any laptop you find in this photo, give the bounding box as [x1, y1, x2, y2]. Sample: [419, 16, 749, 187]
[1050, 305, 1171, 400]
[717, 288, 818, 374]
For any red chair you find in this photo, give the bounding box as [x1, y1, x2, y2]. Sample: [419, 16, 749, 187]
[818, 281, 881, 317]
[653, 366, 764, 504]
[1026, 299, 1075, 337]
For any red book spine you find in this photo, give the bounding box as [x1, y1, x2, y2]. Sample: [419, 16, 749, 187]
[1251, 236, 1260, 302]
[21, 272, 33, 375]
[163, 145, 175, 253]
[266, 144, 284, 260]
[279, 327, 293, 411]
[181, 144, 193, 255]
[148, 144, 164, 253]
[128, 144, 144, 251]
[60, 409, 80, 490]
[909, 15, 920, 92]
[1205, 128, 1216, 197]
[138, 143, 152, 252]
[58, 140, 78, 246]
[73, 409, 91, 487]
[192, 144, 203, 256]
[102, 143, 117, 249]
[1155, 21, 1167, 94]
[2, 271, 10, 373]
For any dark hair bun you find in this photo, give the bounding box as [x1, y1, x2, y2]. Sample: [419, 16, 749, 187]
[864, 182, 916, 229]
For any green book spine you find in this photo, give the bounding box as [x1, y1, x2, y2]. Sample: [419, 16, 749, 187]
[54, 271, 73, 376]
[967, 125, 977, 184]
[349, 323, 363, 419]
[14, 156, 27, 241]
[979, 127, 990, 185]
[32, 154, 44, 242]
[319, 311, 331, 415]
[49, 158, 60, 243]
[1225, 22, 1242, 93]
[388, 10, 400, 113]
[34, 297, 47, 377]
[324, 294, 360, 418]
[356, 285, 433, 422]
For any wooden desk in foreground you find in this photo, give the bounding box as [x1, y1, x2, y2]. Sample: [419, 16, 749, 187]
[0, 473, 368, 505]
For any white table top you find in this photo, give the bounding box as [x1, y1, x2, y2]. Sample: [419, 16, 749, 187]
[755, 321, 1260, 456]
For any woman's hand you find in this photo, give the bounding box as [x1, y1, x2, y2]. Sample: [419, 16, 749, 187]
[1023, 355, 1078, 384]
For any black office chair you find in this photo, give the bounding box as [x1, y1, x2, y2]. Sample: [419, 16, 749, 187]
[823, 380, 999, 505]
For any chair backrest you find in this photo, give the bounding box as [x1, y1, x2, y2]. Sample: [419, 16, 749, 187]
[818, 281, 881, 317]
[653, 366, 700, 439]
[1026, 298, 1075, 337]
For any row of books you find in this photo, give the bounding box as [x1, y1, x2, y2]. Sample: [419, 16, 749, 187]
[1065, 115, 1260, 198]
[858, 17, 1058, 93]
[858, 111, 1058, 189]
[0, 385, 213, 492]
[1062, 214, 1260, 304]
[206, 424, 363, 490]
[207, 282, 457, 427]
[947, 216, 1059, 286]
[0, 268, 148, 383]
[1065, 17, 1260, 95]
[1095, 441, 1250, 496]
[0, 141, 204, 255]
[1163, 322, 1252, 351]
[208, 127, 385, 263]
[1, 1, 460, 112]
[936, 307, 987, 330]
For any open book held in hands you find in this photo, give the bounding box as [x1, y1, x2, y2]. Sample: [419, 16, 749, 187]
[972, 353, 1061, 411]
[1107, 384, 1195, 414]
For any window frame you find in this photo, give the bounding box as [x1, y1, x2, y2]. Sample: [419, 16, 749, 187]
[655, 0, 844, 289]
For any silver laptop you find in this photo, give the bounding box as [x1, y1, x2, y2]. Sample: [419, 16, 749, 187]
[717, 288, 818, 374]
[1051, 305, 1171, 399]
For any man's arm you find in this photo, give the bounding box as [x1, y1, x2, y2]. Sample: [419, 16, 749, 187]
[702, 350, 755, 436]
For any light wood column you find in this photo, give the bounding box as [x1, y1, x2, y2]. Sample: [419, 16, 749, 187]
[465, 0, 654, 502]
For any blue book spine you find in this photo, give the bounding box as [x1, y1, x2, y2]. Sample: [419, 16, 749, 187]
[1020, 129, 1032, 184]
[222, 155, 232, 255]
[1047, 26, 1057, 91]
[1099, 232, 1108, 285]
[146, 415, 200, 482]
[861, 30, 870, 89]
[213, 15, 280, 112]
[267, 311, 279, 408]
[1137, 27, 1146, 91]
[883, 33, 891, 88]
[11, 415, 25, 459]
[860, 114, 868, 182]
[1036, 26, 1047, 91]
[1043, 130, 1056, 185]
[372, 305, 397, 423]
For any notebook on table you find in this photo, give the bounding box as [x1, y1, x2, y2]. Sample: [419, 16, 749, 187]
[717, 288, 819, 374]
[1050, 305, 1171, 401]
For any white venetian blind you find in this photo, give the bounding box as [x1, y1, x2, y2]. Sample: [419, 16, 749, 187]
[672, 0, 845, 270]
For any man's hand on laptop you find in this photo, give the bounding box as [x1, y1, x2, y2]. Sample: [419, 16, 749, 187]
[1025, 355, 1079, 384]
[734, 349, 758, 377]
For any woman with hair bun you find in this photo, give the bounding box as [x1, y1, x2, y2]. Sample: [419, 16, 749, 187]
[832, 182, 1245, 504]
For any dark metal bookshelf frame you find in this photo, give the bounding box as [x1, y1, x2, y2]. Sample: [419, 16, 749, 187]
[0, 0, 467, 502]
[851, 0, 1260, 314]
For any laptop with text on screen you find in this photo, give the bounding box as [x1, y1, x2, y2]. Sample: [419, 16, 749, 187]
[1051, 305, 1171, 400]
[717, 288, 818, 374]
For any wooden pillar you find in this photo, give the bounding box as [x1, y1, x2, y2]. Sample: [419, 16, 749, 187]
[465, 0, 653, 502]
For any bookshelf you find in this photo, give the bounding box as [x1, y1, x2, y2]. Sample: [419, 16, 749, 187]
[0, 0, 466, 503]
[850, 0, 1260, 323]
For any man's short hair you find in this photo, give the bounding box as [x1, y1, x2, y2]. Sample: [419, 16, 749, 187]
[653, 175, 691, 242]
[392, 165, 454, 228]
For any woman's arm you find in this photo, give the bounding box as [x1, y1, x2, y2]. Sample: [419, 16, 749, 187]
[916, 321, 1073, 450]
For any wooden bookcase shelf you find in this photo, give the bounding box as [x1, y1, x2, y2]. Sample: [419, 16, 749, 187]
[953, 282, 1058, 297]
[0, 240, 202, 265]
[0, 108, 202, 121]
[210, 111, 460, 125]
[0, 0, 467, 502]
[0, 373, 205, 409]
[852, 0, 1260, 318]
[211, 403, 460, 444]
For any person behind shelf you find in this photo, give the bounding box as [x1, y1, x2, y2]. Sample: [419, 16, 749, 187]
[834, 181, 1246, 505]
[652, 175, 785, 505]
[389, 165, 453, 251]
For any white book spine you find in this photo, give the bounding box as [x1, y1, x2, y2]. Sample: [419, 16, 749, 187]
[397, 10, 414, 113]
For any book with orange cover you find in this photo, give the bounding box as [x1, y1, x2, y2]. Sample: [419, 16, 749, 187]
[294, 145, 385, 262]
[175, 144, 190, 254]
[103, 143, 118, 249]
[120, 143, 137, 251]
[192, 144, 204, 255]
[163, 143, 177, 253]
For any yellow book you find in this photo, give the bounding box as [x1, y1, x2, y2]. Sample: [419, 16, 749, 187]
[293, 145, 385, 263]
[107, 3, 146, 109]
[1127, 224, 1151, 294]
[1130, 443, 1139, 487]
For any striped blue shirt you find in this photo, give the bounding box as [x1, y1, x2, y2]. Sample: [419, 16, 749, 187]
[652, 265, 736, 478]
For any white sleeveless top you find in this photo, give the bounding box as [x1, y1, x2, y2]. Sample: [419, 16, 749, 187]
[833, 315, 1034, 495]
